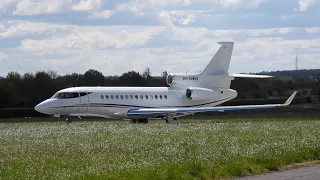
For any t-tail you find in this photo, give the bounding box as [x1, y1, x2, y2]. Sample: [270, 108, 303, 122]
[166, 42, 272, 90]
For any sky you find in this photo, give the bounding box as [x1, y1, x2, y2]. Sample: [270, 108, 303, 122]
[0, 0, 320, 76]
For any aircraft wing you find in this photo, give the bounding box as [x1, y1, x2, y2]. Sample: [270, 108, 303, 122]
[230, 73, 273, 78]
[127, 91, 297, 116]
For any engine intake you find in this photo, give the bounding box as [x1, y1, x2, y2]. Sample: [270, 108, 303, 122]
[185, 87, 218, 101]
[166, 75, 174, 86]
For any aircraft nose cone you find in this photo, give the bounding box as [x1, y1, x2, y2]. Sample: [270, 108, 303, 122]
[34, 103, 45, 113]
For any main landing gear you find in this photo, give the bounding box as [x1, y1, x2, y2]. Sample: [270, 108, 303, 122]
[130, 115, 179, 124]
[65, 116, 72, 123]
[166, 114, 178, 124]
[130, 118, 149, 124]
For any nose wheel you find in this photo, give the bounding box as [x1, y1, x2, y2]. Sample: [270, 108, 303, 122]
[65, 116, 72, 123]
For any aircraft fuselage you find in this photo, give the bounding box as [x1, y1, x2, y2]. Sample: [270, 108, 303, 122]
[35, 86, 238, 119]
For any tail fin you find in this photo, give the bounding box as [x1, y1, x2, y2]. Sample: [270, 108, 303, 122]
[200, 42, 234, 75]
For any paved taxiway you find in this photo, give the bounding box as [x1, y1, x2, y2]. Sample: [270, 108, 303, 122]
[234, 164, 320, 180]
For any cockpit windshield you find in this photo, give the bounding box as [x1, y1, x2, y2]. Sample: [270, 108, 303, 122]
[51, 92, 90, 99]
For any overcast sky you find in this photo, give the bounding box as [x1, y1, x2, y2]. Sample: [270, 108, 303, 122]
[0, 0, 320, 76]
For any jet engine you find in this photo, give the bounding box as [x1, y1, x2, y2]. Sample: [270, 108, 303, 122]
[185, 87, 219, 101]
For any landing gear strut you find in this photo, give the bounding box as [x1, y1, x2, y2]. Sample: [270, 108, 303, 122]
[65, 116, 72, 123]
[130, 118, 148, 124]
[166, 114, 178, 124]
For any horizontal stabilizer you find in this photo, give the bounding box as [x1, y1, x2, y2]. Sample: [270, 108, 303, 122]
[127, 91, 297, 116]
[231, 74, 273, 78]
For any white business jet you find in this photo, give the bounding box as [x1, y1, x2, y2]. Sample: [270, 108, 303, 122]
[35, 42, 297, 123]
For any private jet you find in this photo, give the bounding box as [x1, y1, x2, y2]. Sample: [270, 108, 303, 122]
[35, 42, 297, 123]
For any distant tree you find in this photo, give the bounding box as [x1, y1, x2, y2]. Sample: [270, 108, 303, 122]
[6, 72, 23, 106]
[56, 73, 82, 88]
[119, 71, 145, 86]
[161, 71, 168, 79]
[142, 68, 151, 79]
[83, 69, 105, 86]
[47, 70, 58, 79]
[7, 72, 22, 81]
[32, 71, 57, 104]
[0, 81, 18, 108]
[20, 73, 35, 106]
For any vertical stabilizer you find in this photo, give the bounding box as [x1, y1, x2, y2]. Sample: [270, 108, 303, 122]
[200, 42, 234, 75]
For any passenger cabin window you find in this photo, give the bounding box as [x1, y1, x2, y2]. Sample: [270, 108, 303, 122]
[150, 95, 153, 99]
[121, 95, 124, 100]
[130, 95, 133, 99]
[116, 95, 119, 100]
[145, 95, 148, 99]
[155, 95, 158, 99]
[125, 95, 128, 99]
[106, 95, 109, 100]
[164, 95, 167, 99]
[140, 95, 143, 99]
[159, 95, 163, 99]
[111, 95, 114, 99]
[135, 95, 138, 99]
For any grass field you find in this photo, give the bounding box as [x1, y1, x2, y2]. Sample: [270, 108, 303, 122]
[0, 117, 320, 179]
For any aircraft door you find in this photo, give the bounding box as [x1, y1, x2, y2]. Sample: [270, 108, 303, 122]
[78, 92, 89, 113]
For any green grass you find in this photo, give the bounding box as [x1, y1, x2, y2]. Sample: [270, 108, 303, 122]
[0, 118, 320, 179]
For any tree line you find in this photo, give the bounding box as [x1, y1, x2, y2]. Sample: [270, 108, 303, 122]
[257, 69, 320, 78]
[0, 68, 319, 109]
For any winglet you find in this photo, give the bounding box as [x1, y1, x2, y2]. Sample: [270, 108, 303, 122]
[282, 91, 297, 106]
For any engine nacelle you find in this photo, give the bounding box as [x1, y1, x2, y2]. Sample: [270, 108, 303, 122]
[166, 74, 202, 88]
[185, 87, 219, 101]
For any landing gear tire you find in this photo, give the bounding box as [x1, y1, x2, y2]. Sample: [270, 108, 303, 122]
[131, 119, 148, 124]
[65, 116, 72, 123]
[130, 119, 137, 123]
[138, 119, 148, 124]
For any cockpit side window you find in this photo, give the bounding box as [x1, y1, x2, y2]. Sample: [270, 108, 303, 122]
[79, 92, 87, 97]
[52, 92, 91, 99]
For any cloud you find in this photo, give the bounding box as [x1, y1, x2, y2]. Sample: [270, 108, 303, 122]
[0, 0, 18, 12]
[13, 0, 71, 15]
[294, 0, 318, 12]
[72, 0, 103, 11]
[179, 14, 196, 25]
[20, 26, 168, 54]
[252, 0, 265, 7]
[215, 0, 241, 7]
[88, 10, 115, 19]
[0, 52, 8, 61]
[305, 27, 320, 33]
[0, 21, 71, 39]
[157, 10, 213, 26]
[116, 0, 192, 14]
[158, 12, 174, 26]
[116, 0, 265, 15]
[0, 23, 5, 31]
